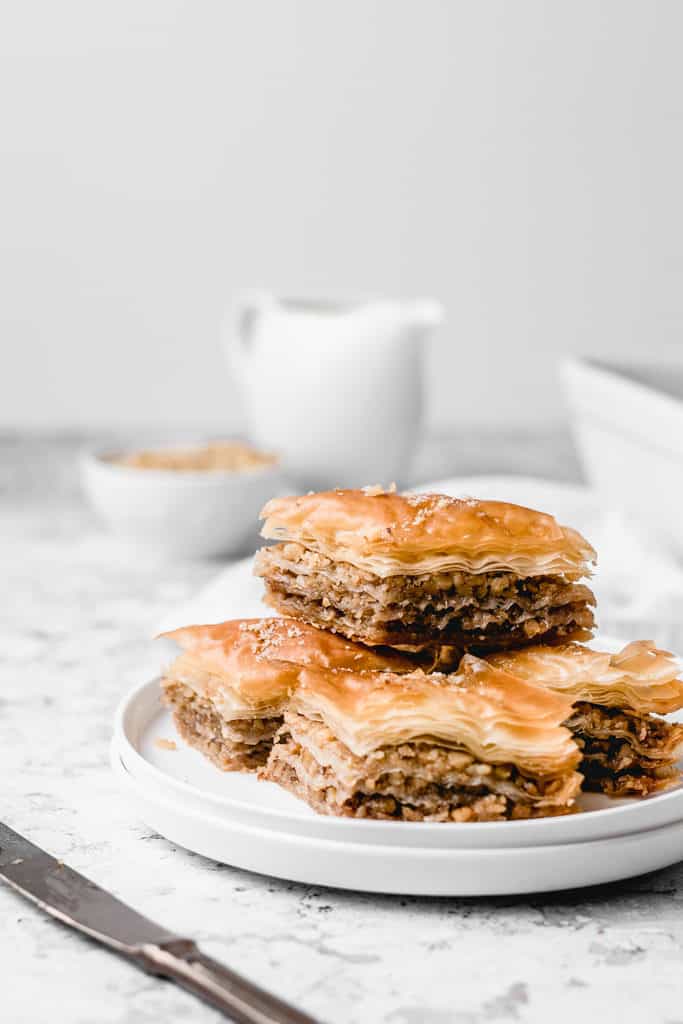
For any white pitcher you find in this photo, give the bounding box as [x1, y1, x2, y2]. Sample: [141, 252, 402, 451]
[222, 293, 443, 489]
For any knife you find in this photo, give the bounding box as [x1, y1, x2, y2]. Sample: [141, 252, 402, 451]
[0, 822, 320, 1024]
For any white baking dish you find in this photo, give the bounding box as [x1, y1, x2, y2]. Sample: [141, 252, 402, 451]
[561, 357, 683, 557]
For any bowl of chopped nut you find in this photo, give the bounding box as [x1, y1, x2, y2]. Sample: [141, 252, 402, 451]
[81, 440, 285, 558]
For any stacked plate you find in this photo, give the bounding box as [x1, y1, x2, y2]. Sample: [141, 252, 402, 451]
[113, 478, 683, 896]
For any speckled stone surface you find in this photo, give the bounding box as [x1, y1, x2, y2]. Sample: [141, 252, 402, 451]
[2, 434, 682, 1024]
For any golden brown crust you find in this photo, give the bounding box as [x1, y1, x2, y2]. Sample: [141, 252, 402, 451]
[487, 640, 683, 715]
[289, 657, 580, 776]
[260, 489, 596, 579]
[159, 618, 415, 719]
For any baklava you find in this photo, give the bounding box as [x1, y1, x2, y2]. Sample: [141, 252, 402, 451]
[488, 641, 683, 796]
[262, 656, 582, 821]
[255, 488, 596, 655]
[160, 618, 415, 771]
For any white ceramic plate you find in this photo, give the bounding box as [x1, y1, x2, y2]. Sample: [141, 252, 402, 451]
[111, 729, 683, 896]
[112, 672, 683, 895]
[112, 744, 683, 896]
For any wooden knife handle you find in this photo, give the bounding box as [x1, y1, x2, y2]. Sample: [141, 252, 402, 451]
[138, 938, 320, 1024]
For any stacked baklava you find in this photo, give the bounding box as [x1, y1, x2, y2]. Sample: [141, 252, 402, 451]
[161, 486, 683, 821]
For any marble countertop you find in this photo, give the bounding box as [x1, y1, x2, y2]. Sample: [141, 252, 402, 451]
[2, 433, 681, 1024]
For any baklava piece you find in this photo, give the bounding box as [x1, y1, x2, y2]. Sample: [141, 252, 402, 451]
[160, 618, 414, 771]
[261, 657, 582, 821]
[488, 641, 683, 796]
[255, 489, 596, 655]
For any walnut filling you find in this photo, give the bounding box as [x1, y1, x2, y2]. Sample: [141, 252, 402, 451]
[260, 712, 581, 821]
[255, 542, 595, 652]
[163, 681, 281, 771]
[565, 701, 683, 796]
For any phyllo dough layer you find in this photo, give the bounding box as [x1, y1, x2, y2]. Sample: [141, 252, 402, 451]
[261, 658, 582, 821]
[488, 641, 683, 796]
[260, 489, 596, 578]
[160, 618, 415, 771]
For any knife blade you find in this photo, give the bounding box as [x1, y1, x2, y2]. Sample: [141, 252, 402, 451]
[0, 822, 319, 1024]
[0, 821, 177, 950]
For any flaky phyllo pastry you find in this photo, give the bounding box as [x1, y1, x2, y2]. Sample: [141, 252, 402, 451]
[261, 657, 582, 821]
[488, 642, 683, 796]
[254, 489, 596, 655]
[160, 618, 415, 771]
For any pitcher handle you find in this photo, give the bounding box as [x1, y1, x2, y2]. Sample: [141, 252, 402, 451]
[221, 291, 271, 384]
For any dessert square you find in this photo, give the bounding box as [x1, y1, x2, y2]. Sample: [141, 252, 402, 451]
[255, 488, 596, 654]
[160, 618, 415, 771]
[261, 657, 582, 821]
[488, 641, 683, 796]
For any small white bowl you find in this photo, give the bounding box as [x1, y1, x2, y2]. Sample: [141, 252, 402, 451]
[81, 445, 285, 559]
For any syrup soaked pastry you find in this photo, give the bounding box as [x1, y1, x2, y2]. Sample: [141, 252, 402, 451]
[261, 657, 583, 821]
[255, 488, 596, 655]
[488, 642, 683, 796]
[159, 618, 415, 771]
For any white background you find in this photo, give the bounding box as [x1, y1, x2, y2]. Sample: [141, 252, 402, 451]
[1, 0, 682, 432]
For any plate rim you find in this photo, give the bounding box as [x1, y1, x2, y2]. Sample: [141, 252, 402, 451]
[111, 747, 683, 895]
[112, 746, 683, 859]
